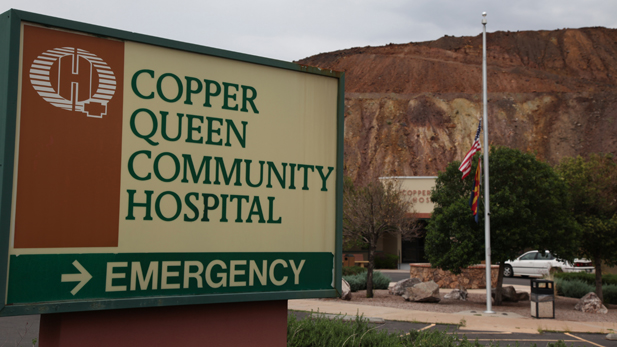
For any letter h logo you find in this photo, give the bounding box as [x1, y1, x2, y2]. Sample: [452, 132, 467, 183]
[30, 47, 117, 118]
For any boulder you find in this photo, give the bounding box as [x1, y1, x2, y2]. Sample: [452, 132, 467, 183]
[574, 292, 608, 314]
[403, 281, 440, 302]
[516, 292, 530, 301]
[341, 279, 352, 301]
[491, 286, 529, 302]
[444, 288, 468, 301]
[390, 278, 421, 296]
[388, 282, 396, 294]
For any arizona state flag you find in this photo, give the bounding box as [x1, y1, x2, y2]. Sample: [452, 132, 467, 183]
[469, 159, 481, 223]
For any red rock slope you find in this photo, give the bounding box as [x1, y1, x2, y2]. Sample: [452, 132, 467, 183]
[296, 28, 617, 182]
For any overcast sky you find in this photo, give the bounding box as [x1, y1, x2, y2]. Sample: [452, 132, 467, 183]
[4, 0, 617, 62]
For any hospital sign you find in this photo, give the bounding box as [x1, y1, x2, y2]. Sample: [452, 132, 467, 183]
[0, 10, 343, 315]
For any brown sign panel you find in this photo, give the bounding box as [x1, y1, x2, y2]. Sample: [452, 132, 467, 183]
[15, 25, 124, 248]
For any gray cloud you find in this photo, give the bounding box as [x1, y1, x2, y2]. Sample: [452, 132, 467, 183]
[3, 0, 616, 61]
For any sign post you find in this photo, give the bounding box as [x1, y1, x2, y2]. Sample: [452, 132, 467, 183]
[0, 9, 343, 345]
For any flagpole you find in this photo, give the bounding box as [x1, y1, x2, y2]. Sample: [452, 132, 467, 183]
[482, 11, 495, 314]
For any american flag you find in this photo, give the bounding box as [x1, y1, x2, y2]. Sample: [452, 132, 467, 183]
[458, 121, 482, 180]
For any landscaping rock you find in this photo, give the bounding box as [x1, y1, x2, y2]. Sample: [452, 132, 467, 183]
[444, 288, 468, 301]
[491, 286, 529, 302]
[409, 264, 499, 289]
[574, 292, 608, 314]
[388, 282, 396, 294]
[341, 279, 352, 301]
[403, 281, 440, 302]
[390, 278, 421, 296]
[516, 292, 530, 301]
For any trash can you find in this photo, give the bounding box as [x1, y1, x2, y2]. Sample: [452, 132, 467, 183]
[530, 279, 555, 319]
[343, 254, 355, 267]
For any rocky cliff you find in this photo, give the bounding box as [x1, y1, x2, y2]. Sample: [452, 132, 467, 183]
[296, 27, 617, 182]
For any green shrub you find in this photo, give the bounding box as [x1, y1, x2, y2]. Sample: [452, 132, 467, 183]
[288, 313, 571, 346]
[553, 272, 592, 285]
[553, 272, 617, 286]
[343, 271, 391, 292]
[604, 274, 617, 286]
[555, 278, 593, 298]
[373, 271, 392, 289]
[555, 278, 617, 305]
[602, 284, 617, 305]
[374, 253, 399, 269]
[344, 272, 367, 292]
[342, 266, 366, 276]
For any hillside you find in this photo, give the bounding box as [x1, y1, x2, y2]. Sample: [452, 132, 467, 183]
[296, 27, 617, 182]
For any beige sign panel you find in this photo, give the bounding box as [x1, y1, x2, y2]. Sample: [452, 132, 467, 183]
[381, 177, 436, 215]
[117, 41, 338, 254]
[10, 26, 339, 256]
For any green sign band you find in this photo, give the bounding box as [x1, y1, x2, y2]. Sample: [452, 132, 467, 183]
[8, 252, 333, 304]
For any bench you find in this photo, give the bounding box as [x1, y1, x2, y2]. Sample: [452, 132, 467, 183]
[352, 254, 369, 268]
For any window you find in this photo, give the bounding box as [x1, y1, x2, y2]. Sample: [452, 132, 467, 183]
[520, 252, 537, 260]
[536, 252, 554, 260]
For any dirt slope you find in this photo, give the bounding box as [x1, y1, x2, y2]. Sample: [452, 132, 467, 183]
[297, 27, 617, 182]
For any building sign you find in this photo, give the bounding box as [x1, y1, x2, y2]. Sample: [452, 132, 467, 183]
[380, 177, 436, 217]
[0, 10, 343, 315]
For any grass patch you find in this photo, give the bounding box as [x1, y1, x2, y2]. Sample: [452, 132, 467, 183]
[288, 313, 573, 346]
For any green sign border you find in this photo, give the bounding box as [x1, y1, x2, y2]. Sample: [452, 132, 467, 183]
[0, 9, 344, 316]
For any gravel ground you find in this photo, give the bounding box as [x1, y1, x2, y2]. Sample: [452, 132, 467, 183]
[318, 290, 617, 323]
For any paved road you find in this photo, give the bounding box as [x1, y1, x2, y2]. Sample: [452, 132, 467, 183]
[290, 311, 616, 347]
[381, 270, 531, 287]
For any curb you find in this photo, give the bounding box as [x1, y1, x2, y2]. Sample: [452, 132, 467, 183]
[308, 312, 385, 323]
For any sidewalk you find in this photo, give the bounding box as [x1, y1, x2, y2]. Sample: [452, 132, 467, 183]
[288, 286, 617, 335]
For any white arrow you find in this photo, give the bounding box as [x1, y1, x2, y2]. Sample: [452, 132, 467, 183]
[61, 260, 92, 295]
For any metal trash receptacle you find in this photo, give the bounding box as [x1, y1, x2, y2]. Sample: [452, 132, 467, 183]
[530, 279, 554, 319]
[343, 254, 355, 267]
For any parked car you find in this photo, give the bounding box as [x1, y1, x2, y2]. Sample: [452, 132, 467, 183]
[503, 250, 594, 278]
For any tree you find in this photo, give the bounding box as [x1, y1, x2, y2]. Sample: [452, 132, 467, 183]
[425, 146, 578, 305]
[343, 177, 421, 298]
[556, 154, 617, 303]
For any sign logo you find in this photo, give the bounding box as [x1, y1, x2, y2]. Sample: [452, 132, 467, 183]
[29, 47, 116, 118]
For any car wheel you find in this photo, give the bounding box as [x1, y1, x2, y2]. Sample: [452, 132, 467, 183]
[503, 265, 513, 278]
[549, 267, 563, 275]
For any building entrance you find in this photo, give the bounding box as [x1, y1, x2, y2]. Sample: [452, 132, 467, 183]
[402, 236, 427, 263]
